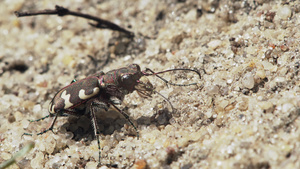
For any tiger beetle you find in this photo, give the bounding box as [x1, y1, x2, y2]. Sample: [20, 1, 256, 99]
[15, 5, 201, 165]
[25, 64, 200, 164]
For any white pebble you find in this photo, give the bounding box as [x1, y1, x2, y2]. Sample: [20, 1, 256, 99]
[261, 61, 274, 71]
[267, 149, 278, 161]
[208, 40, 222, 50]
[282, 103, 294, 112]
[242, 72, 255, 89]
[277, 6, 292, 20]
[258, 101, 273, 110]
[274, 77, 285, 83]
[207, 85, 220, 95]
[99, 166, 109, 169]
[256, 69, 266, 79]
[30, 152, 45, 169]
[32, 104, 42, 114]
[145, 40, 159, 56]
[184, 9, 197, 21]
[85, 161, 99, 169]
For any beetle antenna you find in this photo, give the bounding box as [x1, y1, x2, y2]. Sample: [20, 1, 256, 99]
[142, 68, 201, 86]
[153, 90, 175, 113]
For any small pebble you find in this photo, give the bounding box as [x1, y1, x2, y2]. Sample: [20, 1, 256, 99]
[258, 101, 273, 111]
[206, 85, 220, 95]
[256, 69, 266, 79]
[242, 72, 255, 89]
[282, 103, 294, 112]
[274, 77, 285, 83]
[277, 6, 292, 20]
[132, 159, 147, 169]
[207, 40, 222, 50]
[184, 9, 197, 21]
[85, 161, 99, 169]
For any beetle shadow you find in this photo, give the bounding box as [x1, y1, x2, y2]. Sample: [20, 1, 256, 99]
[63, 109, 124, 142]
[136, 108, 173, 127]
[62, 107, 173, 142]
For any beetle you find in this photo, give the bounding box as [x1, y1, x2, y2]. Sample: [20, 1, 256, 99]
[15, 5, 201, 165]
[26, 64, 201, 163]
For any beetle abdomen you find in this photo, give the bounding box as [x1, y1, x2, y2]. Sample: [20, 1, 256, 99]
[49, 76, 101, 114]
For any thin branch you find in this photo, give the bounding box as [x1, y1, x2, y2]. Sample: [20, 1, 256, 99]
[15, 5, 134, 38]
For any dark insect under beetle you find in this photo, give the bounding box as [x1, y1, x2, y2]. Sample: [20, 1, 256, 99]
[25, 64, 200, 164]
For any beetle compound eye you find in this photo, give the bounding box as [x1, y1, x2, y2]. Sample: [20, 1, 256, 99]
[121, 74, 132, 84]
[120, 74, 137, 92]
[121, 74, 129, 80]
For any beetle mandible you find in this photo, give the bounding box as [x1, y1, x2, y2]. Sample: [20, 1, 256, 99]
[26, 64, 201, 163]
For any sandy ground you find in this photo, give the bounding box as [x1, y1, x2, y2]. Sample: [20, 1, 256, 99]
[0, 0, 299, 168]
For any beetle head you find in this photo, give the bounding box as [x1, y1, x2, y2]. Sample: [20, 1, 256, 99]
[119, 64, 143, 93]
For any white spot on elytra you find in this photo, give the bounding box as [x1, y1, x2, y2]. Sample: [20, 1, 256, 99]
[49, 102, 55, 114]
[78, 87, 100, 100]
[61, 90, 73, 109]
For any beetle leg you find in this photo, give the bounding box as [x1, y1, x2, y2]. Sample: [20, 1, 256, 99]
[87, 99, 110, 163]
[37, 113, 59, 135]
[23, 113, 59, 136]
[24, 109, 80, 136]
[27, 114, 50, 123]
[110, 103, 139, 140]
[89, 104, 101, 163]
